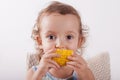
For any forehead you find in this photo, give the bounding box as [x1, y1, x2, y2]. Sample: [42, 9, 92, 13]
[40, 13, 80, 33]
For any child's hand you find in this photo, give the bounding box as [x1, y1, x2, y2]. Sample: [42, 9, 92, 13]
[67, 53, 95, 80]
[36, 49, 60, 77]
[31, 49, 60, 80]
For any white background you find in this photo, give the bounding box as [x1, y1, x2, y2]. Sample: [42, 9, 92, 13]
[0, 0, 120, 80]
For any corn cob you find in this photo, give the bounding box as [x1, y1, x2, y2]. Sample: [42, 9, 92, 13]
[52, 49, 73, 66]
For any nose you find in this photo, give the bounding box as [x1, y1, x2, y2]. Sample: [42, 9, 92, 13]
[55, 38, 65, 49]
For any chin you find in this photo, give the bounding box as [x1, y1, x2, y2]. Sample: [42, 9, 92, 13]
[49, 66, 74, 74]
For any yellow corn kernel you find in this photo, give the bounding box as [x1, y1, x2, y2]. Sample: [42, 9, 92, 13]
[52, 49, 73, 66]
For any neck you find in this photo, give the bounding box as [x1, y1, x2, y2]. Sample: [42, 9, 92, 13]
[49, 66, 73, 79]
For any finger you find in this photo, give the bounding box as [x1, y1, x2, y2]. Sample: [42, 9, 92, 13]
[67, 64, 77, 70]
[66, 63, 81, 72]
[44, 48, 56, 54]
[73, 54, 86, 63]
[67, 61, 81, 68]
[48, 59, 60, 69]
[68, 54, 87, 65]
[48, 63, 59, 70]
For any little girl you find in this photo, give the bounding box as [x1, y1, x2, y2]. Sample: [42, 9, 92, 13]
[26, 1, 95, 80]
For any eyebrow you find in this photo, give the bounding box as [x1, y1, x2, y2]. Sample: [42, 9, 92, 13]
[44, 31, 77, 35]
[44, 31, 56, 35]
[66, 31, 77, 35]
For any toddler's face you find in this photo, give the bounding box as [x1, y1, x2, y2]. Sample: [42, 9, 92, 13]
[39, 13, 81, 53]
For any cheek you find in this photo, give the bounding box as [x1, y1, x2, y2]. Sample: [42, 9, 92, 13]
[42, 40, 55, 52]
[68, 42, 78, 52]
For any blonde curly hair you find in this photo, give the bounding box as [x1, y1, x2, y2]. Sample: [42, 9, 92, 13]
[31, 1, 88, 60]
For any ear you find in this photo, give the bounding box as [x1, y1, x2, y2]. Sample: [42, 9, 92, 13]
[36, 36, 42, 45]
[78, 37, 84, 48]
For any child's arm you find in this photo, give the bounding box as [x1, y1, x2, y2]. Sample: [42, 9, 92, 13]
[26, 68, 34, 80]
[67, 53, 95, 80]
[26, 66, 46, 80]
[26, 49, 60, 80]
